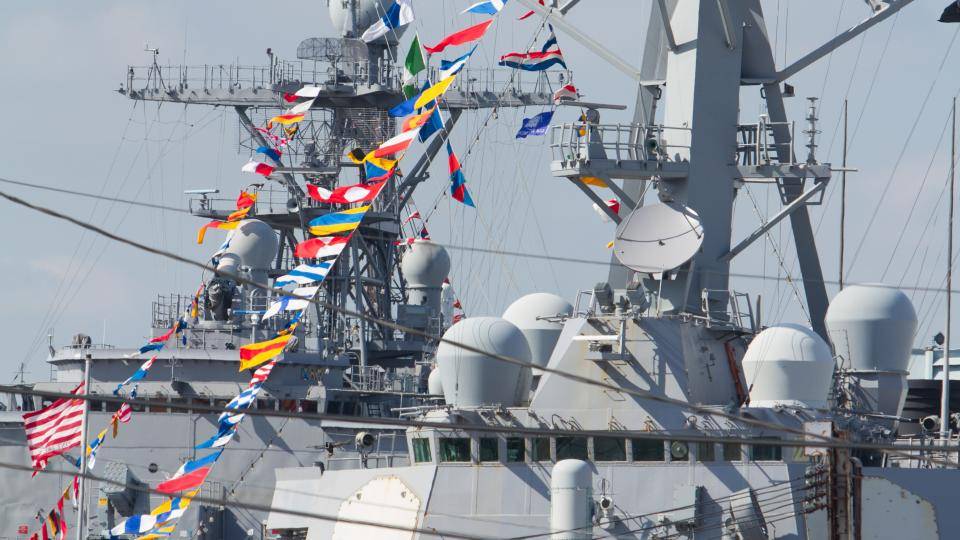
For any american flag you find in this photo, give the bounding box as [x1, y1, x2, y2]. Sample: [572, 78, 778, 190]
[22, 382, 86, 472]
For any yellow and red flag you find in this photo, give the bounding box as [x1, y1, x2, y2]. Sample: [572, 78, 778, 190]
[239, 334, 293, 371]
[236, 190, 257, 209]
[196, 220, 240, 244]
[269, 113, 304, 125]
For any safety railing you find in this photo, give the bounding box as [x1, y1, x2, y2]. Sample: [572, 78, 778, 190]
[343, 366, 421, 394]
[125, 60, 567, 100]
[700, 289, 755, 332]
[187, 185, 293, 218]
[124, 57, 403, 95]
[550, 123, 692, 164]
[736, 118, 796, 165]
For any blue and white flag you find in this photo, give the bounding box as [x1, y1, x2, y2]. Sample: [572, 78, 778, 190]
[362, 0, 415, 43]
[462, 0, 506, 14]
[263, 286, 318, 320]
[114, 356, 156, 394]
[516, 110, 554, 138]
[111, 514, 159, 536]
[196, 424, 237, 449]
[276, 262, 332, 286]
[440, 46, 477, 80]
[218, 384, 263, 427]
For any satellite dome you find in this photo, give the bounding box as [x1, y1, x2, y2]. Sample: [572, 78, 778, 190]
[502, 293, 573, 369]
[741, 324, 835, 409]
[427, 366, 443, 396]
[436, 317, 532, 408]
[825, 284, 917, 373]
[215, 219, 278, 275]
[400, 240, 451, 309]
[400, 240, 450, 289]
[328, 0, 406, 42]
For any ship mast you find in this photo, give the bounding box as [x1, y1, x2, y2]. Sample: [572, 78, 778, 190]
[941, 97, 957, 441]
[521, 0, 917, 338]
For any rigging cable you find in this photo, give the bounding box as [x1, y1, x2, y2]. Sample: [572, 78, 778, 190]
[844, 25, 960, 277]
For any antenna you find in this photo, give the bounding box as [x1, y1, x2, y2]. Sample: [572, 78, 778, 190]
[803, 97, 821, 164]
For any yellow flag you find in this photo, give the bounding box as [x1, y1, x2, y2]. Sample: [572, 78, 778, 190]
[414, 75, 456, 110]
[581, 176, 608, 188]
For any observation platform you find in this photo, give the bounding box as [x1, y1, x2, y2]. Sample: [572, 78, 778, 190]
[120, 60, 562, 110]
[549, 121, 832, 184]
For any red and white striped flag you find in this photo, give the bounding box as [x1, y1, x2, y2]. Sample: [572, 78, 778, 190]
[553, 84, 579, 104]
[249, 359, 279, 387]
[22, 383, 86, 472]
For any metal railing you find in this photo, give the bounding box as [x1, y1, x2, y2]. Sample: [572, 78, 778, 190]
[700, 289, 755, 331]
[550, 123, 692, 164]
[125, 60, 568, 100]
[344, 366, 421, 394]
[125, 57, 402, 95]
[736, 119, 796, 165]
[187, 186, 292, 217]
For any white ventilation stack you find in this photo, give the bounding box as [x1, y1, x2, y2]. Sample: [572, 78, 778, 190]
[741, 324, 835, 409]
[399, 241, 451, 313]
[825, 284, 917, 425]
[550, 460, 593, 540]
[436, 317, 532, 408]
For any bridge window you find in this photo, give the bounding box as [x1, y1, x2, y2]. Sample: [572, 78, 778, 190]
[696, 442, 715, 462]
[506, 438, 525, 463]
[751, 439, 782, 461]
[412, 438, 432, 464]
[479, 438, 499, 462]
[439, 437, 471, 462]
[594, 437, 626, 462]
[532, 438, 551, 462]
[723, 443, 742, 461]
[556, 437, 588, 460]
[632, 439, 665, 462]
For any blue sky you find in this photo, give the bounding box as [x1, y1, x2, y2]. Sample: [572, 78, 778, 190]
[0, 0, 958, 379]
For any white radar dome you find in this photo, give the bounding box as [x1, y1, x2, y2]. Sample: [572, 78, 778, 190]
[216, 219, 278, 276]
[400, 240, 451, 310]
[329, 0, 406, 42]
[400, 240, 451, 290]
[436, 317, 532, 408]
[427, 366, 443, 396]
[742, 324, 835, 409]
[825, 284, 917, 373]
[502, 293, 573, 369]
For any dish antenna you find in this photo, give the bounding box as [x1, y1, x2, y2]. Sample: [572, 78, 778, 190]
[613, 202, 704, 274]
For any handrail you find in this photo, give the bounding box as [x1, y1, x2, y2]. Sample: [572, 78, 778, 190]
[550, 122, 692, 164]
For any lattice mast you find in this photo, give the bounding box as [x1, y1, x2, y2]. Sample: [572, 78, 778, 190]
[120, 0, 559, 368]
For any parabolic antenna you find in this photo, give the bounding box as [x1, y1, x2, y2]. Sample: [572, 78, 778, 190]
[613, 202, 704, 274]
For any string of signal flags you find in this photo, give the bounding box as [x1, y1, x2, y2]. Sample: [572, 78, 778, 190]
[17, 0, 612, 536]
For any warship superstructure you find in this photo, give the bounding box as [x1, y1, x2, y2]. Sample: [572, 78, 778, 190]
[5, 0, 960, 539]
